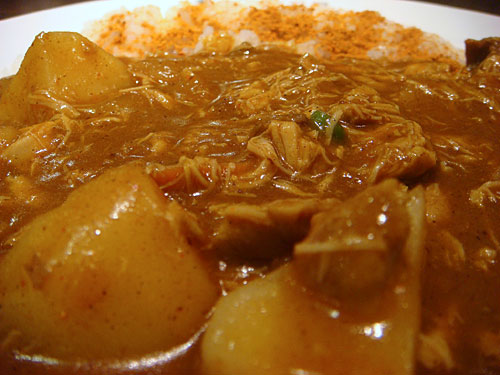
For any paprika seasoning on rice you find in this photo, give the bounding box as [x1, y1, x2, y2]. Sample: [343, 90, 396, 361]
[89, 0, 462, 65]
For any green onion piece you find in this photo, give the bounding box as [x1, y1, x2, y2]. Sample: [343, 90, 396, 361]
[333, 123, 346, 142]
[310, 110, 330, 131]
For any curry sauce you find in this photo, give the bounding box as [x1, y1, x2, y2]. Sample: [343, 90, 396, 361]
[0, 29, 499, 375]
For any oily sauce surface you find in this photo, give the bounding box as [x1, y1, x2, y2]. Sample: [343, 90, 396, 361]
[1, 43, 500, 374]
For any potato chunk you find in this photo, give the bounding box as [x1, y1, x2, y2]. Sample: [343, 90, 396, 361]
[0, 164, 217, 360]
[202, 180, 425, 374]
[202, 264, 420, 375]
[0, 32, 134, 125]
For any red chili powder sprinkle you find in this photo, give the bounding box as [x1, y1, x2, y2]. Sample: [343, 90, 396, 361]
[91, 2, 461, 65]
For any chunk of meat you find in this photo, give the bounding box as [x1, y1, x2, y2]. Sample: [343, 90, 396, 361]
[0, 164, 217, 360]
[209, 197, 339, 259]
[436, 230, 466, 270]
[365, 121, 436, 183]
[237, 79, 277, 114]
[294, 179, 425, 301]
[324, 86, 436, 183]
[418, 331, 454, 371]
[1, 117, 75, 172]
[418, 305, 461, 371]
[4, 175, 47, 208]
[465, 37, 500, 70]
[202, 179, 426, 375]
[247, 120, 326, 175]
[425, 183, 451, 225]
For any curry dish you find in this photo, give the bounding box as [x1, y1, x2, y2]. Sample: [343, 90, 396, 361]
[0, 9, 499, 375]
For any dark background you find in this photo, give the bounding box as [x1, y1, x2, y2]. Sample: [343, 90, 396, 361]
[0, 0, 499, 20]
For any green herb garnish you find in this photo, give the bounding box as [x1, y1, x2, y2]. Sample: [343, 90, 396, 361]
[310, 110, 330, 131]
[333, 123, 346, 142]
[310, 110, 346, 143]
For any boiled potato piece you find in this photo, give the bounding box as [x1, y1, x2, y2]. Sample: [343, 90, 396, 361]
[0, 32, 134, 125]
[202, 265, 418, 375]
[0, 164, 217, 360]
[202, 180, 426, 375]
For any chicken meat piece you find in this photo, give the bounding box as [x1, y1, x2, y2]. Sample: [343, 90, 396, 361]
[465, 37, 500, 71]
[365, 120, 437, 183]
[247, 120, 324, 175]
[209, 197, 339, 260]
[329, 86, 436, 183]
[294, 179, 425, 300]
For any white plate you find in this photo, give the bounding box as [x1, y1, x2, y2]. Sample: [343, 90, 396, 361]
[0, 0, 499, 77]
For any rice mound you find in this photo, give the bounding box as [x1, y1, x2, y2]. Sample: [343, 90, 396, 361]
[84, 0, 463, 64]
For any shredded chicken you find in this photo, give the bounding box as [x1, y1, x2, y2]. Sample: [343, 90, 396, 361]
[247, 120, 325, 175]
[327, 86, 404, 124]
[366, 121, 437, 183]
[28, 90, 81, 119]
[1, 119, 71, 172]
[148, 156, 282, 195]
[432, 134, 485, 165]
[235, 56, 350, 116]
[404, 62, 454, 79]
[237, 78, 279, 113]
[437, 230, 466, 269]
[470, 180, 500, 207]
[148, 156, 221, 193]
[323, 86, 437, 183]
[271, 179, 316, 197]
[418, 331, 455, 371]
[119, 85, 174, 110]
[227, 159, 277, 193]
